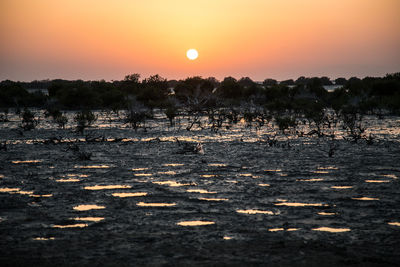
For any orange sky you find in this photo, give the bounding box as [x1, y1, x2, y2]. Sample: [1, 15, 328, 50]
[1, 0, 399, 81]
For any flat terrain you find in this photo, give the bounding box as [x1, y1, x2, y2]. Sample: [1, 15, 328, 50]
[1, 111, 400, 266]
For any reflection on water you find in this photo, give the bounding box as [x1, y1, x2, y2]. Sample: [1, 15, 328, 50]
[73, 217, 104, 222]
[0, 188, 20, 193]
[312, 227, 350, 233]
[177, 221, 215, 226]
[201, 174, 217, 178]
[53, 223, 88, 228]
[112, 192, 147, 197]
[382, 174, 397, 179]
[73, 205, 106, 211]
[318, 212, 336, 216]
[318, 167, 338, 170]
[223, 236, 232, 240]
[132, 168, 149, 171]
[157, 171, 177, 175]
[297, 178, 324, 182]
[264, 169, 282, 172]
[388, 222, 400, 227]
[67, 174, 89, 178]
[239, 173, 252, 177]
[31, 194, 53, 198]
[276, 199, 287, 202]
[365, 180, 390, 183]
[152, 181, 193, 187]
[74, 165, 110, 169]
[352, 197, 379, 201]
[237, 209, 274, 215]
[208, 163, 227, 167]
[12, 160, 42, 164]
[33, 237, 55, 241]
[56, 178, 80, 182]
[0, 174, 4, 179]
[133, 173, 152, 177]
[331, 186, 353, 189]
[137, 202, 176, 207]
[258, 184, 270, 187]
[163, 164, 184, 167]
[268, 228, 299, 232]
[199, 197, 228, 201]
[275, 202, 328, 207]
[84, 185, 132, 190]
[187, 189, 217, 194]
[0, 187, 40, 196]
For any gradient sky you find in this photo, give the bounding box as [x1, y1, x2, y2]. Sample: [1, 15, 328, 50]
[1, 0, 399, 81]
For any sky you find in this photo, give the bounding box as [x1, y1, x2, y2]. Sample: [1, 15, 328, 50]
[1, 0, 399, 82]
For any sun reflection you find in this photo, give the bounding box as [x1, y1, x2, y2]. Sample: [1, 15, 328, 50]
[318, 212, 336, 216]
[365, 180, 390, 183]
[331, 186, 353, 189]
[352, 197, 379, 201]
[382, 174, 397, 179]
[133, 173, 152, 177]
[297, 178, 324, 182]
[53, 223, 88, 228]
[223, 236, 232, 240]
[162, 164, 184, 167]
[187, 189, 217, 194]
[177, 221, 215, 226]
[73, 205, 105, 211]
[208, 163, 227, 167]
[312, 227, 350, 233]
[84, 185, 131, 190]
[137, 202, 176, 207]
[237, 209, 274, 215]
[12, 160, 42, 164]
[74, 165, 110, 169]
[132, 168, 149, 171]
[275, 202, 328, 207]
[152, 181, 193, 187]
[112, 192, 148, 197]
[56, 178, 81, 182]
[388, 222, 400, 227]
[239, 173, 252, 177]
[268, 228, 299, 232]
[33, 237, 55, 241]
[258, 184, 270, 187]
[201, 174, 217, 178]
[157, 171, 177, 175]
[198, 197, 228, 201]
[73, 217, 104, 222]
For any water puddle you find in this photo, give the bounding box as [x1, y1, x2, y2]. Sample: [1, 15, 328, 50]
[318, 212, 336, 216]
[163, 164, 184, 167]
[198, 197, 228, 201]
[352, 197, 379, 201]
[137, 202, 176, 207]
[132, 168, 149, 171]
[365, 180, 390, 183]
[237, 209, 275, 215]
[331, 186, 353, 189]
[297, 178, 324, 182]
[112, 192, 148, 197]
[53, 223, 88, 228]
[56, 178, 81, 182]
[33, 237, 55, 241]
[84, 185, 131, 190]
[73, 205, 106, 211]
[73, 217, 104, 222]
[187, 189, 217, 194]
[275, 202, 328, 207]
[388, 222, 400, 227]
[12, 160, 42, 164]
[152, 181, 193, 187]
[177, 221, 215, 226]
[74, 165, 110, 169]
[258, 184, 270, 187]
[312, 227, 350, 233]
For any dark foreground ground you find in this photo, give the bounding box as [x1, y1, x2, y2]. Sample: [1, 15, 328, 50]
[1, 112, 400, 266]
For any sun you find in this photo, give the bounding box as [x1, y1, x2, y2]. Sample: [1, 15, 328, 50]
[186, 49, 198, 60]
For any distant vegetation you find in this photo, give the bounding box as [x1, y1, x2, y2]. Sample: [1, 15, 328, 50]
[1, 73, 399, 116]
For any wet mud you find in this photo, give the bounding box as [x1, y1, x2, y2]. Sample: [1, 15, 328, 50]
[1, 111, 400, 266]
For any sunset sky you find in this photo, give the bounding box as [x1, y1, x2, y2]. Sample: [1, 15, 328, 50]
[1, 0, 399, 81]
